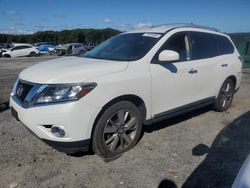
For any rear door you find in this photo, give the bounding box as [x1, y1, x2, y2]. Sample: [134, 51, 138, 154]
[20, 45, 32, 56]
[188, 32, 223, 100]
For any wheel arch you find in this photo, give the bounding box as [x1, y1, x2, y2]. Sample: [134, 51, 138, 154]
[227, 75, 237, 87]
[3, 53, 11, 58]
[90, 94, 147, 144]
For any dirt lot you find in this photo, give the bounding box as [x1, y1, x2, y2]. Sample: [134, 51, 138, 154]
[0, 57, 250, 188]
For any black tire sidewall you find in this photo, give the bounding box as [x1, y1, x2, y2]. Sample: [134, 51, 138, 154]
[214, 78, 235, 112]
[30, 52, 36, 57]
[92, 101, 142, 159]
[3, 54, 10, 58]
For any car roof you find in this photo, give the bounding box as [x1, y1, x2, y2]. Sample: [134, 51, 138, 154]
[126, 23, 223, 34]
[12, 43, 32, 47]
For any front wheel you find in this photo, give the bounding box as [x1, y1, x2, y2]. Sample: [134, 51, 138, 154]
[3, 54, 11, 58]
[214, 78, 235, 112]
[92, 101, 142, 160]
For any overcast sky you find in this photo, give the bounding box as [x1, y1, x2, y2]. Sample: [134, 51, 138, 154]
[0, 0, 250, 34]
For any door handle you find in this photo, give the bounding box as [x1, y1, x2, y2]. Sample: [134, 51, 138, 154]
[221, 64, 228, 67]
[188, 68, 198, 74]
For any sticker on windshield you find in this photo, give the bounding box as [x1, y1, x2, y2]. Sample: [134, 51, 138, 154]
[142, 33, 162, 38]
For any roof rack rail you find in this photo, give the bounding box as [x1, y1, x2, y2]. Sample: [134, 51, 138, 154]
[151, 23, 220, 32]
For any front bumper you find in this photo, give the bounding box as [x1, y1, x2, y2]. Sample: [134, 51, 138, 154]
[10, 97, 101, 153]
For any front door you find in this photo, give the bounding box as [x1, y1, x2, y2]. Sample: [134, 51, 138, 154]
[150, 32, 199, 116]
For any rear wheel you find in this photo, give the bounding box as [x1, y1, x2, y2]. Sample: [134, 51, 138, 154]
[214, 78, 235, 112]
[79, 50, 85, 56]
[29, 51, 37, 57]
[92, 101, 142, 160]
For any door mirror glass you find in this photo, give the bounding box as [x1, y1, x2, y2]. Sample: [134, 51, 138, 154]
[158, 50, 179, 62]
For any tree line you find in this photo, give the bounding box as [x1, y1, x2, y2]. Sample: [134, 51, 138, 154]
[0, 28, 249, 47]
[0, 28, 121, 44]
[229, 32, 250, 48]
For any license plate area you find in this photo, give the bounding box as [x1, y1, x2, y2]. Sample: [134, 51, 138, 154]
[11, 107, 19, 121]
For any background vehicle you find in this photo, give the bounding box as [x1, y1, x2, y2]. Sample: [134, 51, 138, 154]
[2, 44, 39, 58]
[0, 43, 7, 57]
[55, 43, 86, 56]
[0, 43, 6, 50]
[85, 42, 97, 51]
[10, 24, 242, 160]
[34, 42, 60, 55]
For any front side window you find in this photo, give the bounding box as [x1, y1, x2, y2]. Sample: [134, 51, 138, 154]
[12, 46, 22, 51]
[159, 33, 190, 62]
[84, 33, 162, 61]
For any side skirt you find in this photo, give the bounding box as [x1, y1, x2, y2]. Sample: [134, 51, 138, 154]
[144, 97, 216, 125]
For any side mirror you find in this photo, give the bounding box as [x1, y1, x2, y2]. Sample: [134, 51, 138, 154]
[158, 50, 179, 62]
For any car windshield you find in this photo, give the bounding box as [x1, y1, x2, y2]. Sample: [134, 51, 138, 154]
[84, 33, 162, 61]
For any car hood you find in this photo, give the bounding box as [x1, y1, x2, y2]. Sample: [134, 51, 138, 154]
[19, 57, 128, 84]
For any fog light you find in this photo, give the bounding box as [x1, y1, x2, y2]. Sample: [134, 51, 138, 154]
[51, 126, 65, 138]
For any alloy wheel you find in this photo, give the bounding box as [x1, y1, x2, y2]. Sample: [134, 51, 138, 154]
[103, 110, 138, 152]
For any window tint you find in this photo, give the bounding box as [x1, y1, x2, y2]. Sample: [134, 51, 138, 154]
[161, 33, 189, 61]
[216, 35, 234, 55]
[22, 45, 31, 49]
[85, 33, 162, 61]
[74, 44, 81, 48]
[190, 32, 218, 60]
[12, 46, 23, 51]
[190, 32, 234, 60]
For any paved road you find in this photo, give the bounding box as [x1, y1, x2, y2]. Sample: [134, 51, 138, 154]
[0, 57, 250, 187]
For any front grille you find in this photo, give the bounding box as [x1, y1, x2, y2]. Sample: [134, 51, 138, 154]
[15, 80, 33, 102]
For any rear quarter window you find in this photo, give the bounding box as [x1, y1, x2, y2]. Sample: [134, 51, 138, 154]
[216, 35, 234, 55]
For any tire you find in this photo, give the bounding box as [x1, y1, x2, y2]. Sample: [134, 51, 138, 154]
[79, 50, 84, 56]
[214, 78, 235, 112]
[3, 54, 10, 58]
[29, 51, 37, 57]
[92, 101, 142, 160]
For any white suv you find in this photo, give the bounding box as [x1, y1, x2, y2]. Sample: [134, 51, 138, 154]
[2, 44, 39, 58]
[10, 24, 242, 159]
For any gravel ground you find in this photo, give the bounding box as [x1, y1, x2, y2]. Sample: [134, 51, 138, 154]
[0, 57, 250, 188]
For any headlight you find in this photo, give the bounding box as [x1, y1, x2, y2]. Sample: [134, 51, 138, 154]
[33, 82, 97, 104]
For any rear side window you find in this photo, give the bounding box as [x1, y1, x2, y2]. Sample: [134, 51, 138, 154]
[190, 32, 218, 60]
[74, 44, 81, 48]
[216, 35, 234, 55]
[22, 45, 32, 49]
[190, 32, 234, 60]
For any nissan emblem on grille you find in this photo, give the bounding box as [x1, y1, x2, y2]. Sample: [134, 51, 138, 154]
[16, 84, 24, 97]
